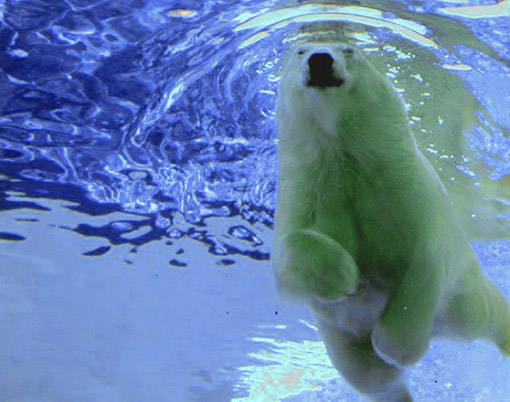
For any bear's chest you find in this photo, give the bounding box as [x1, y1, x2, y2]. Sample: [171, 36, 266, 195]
[311, 285, 388, 337]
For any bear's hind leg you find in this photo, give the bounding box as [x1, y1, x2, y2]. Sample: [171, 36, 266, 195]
[445, 262, 510, 356]
[315, 316, 413, 402]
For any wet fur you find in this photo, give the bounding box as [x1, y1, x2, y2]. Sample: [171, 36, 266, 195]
[272, 43, 510, 401]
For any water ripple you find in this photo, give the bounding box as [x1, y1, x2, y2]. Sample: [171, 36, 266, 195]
[1, 0, 509, 244]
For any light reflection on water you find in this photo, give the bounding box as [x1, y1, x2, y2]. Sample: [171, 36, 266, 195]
[235, 4, 437, 49]
[233, 332, 340, 401]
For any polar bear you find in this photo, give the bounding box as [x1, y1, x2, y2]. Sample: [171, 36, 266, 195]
[272, 43, 510, 402]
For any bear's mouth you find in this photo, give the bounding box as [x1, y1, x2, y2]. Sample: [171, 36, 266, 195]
[306, 53, 345, 88]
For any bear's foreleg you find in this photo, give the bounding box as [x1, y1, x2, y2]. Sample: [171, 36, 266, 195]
[372, 255, 442, 367]
[273, 229, 359, 302]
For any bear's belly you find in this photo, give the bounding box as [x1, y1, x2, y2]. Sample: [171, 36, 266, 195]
[311, 284, 388, 337]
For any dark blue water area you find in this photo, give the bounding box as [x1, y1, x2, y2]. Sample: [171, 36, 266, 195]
[0, 0, 278, 261]
[1, 1, 510, 401]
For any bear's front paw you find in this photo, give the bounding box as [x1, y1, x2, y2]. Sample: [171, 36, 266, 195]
[372, 322, 428, 368]
[273, 229, 359, 302]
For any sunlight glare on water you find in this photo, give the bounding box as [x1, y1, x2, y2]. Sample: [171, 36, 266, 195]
[234, 4, 438, 49]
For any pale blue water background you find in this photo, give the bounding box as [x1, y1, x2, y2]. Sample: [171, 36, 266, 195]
[1, 1, 510, 401]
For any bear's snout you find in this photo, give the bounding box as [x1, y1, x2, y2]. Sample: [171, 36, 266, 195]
[306, 52, 345, 88]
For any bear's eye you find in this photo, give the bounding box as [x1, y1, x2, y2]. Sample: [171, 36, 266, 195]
[298, 49, 306, 55]
[343, 47, 355, 55]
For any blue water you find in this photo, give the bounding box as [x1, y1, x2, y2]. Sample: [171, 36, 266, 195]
[1, 1, 510, 401]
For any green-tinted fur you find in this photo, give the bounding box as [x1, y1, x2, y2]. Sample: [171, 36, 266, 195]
[273, 43, 510, 401]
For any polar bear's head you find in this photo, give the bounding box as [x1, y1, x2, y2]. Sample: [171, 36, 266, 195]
[277, 43, 408, 148]
[299, 44, 350, 89]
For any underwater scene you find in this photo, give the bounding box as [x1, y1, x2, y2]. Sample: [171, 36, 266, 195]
[1, 0, 509, 401]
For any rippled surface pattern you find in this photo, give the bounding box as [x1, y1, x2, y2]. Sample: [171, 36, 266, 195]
[1, 0, 279, 230]
[1, 0, 510, 401]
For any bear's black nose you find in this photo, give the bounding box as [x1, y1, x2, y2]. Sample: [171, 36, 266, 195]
[307, 53, 345, 88]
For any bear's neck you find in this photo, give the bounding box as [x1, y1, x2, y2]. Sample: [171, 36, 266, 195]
[279, 118, 418, 181]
